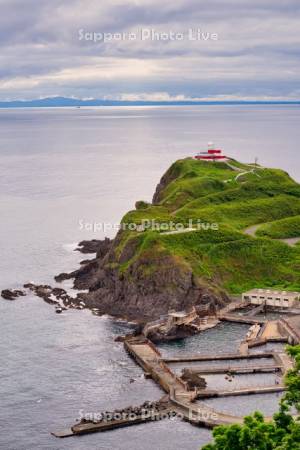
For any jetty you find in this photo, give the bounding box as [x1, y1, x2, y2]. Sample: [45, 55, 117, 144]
[124, 337, 293, 426]
[124, 337, 244, 427]
[219, 313, 267, 325]
[52, 399, 174, 438]
[52, 336, 294, 438]
[196, 385, 285, 399]
[52, 300, 297, 439]
[162, 351, 275, 363]
[185, 363, 282, 374]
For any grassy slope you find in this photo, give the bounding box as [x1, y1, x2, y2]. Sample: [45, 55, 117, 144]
[114, 158, 300, 295]
[256, 215, 300, 239]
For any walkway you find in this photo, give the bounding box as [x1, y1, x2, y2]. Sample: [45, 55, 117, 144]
[224, 162, 264, 184]
[244, 224, 300, 247]
[218, 313, 267, 325]
[187, 363, 282, 374]
[163, 351, 274, 363]
[125, 337, 244, 427]
[52, 338, 294, 437]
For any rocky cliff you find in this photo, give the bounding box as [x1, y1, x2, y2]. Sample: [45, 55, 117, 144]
[56, 233, 226, 321]
[54, 157, 300, 321]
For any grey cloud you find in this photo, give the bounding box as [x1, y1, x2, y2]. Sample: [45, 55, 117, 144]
[0, 0, 299, 100]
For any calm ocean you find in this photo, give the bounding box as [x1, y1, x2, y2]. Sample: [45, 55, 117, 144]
[0, 105, 299, 449]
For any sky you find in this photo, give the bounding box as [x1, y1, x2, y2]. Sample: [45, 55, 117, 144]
[0, 0, 299, 101]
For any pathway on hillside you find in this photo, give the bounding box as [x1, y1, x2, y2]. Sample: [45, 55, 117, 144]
[235, 168, 261, 182]
[224, 161, 244, 172]
[281, 237, 300, 246]
[224, 161, 264, 184]
[162, 227, 196, 236]
[244, 224, 260, 237]
[160, 222, 300, 247]
[244, 224, 300, 246]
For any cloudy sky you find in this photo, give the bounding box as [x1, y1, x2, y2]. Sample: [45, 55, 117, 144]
[0, 0, 299, 101]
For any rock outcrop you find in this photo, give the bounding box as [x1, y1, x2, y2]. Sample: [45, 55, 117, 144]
[1, 289, 26, 300]
[56, 231, 228, 321]
[52, 160, 232, 321]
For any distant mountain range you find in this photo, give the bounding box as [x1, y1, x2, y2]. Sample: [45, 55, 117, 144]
[0, 96, 299, 108]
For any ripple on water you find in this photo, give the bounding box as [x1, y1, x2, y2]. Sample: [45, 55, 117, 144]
[202, 392, 283, 417]
[157, 322, 250, 356]
[2, 106, 299, 449]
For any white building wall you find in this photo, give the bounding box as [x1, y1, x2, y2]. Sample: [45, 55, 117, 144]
[242, 292, 298, 308]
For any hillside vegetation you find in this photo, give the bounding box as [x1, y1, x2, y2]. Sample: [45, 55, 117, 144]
[115, 158, 300, 295]
[256, 215, 300, 239]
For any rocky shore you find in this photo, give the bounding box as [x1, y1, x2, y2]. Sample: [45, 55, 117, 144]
[52, 234, 226, 321]
[1, 163, 229, 323]
[1, 226, 226, 322]
[1, 289, 26, 300]
[3, 156, 300, 324]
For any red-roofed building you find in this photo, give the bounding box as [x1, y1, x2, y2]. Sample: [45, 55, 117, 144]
[195, 142, 228, 161]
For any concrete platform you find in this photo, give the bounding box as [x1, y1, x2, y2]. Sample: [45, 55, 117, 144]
[52, 333, 295, 438]
[196, 385, 285, 399]
[187, 363, 282, 374]
[163, 352, 274, 363]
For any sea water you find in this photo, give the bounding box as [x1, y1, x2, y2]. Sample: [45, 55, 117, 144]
[0, 105, 299, 449]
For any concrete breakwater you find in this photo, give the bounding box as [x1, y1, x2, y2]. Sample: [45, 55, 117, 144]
[52, 300, 298, 439]
[52, 399, 174, 438]
[123, 337, 289, 423]
[52, 331, 294, 438]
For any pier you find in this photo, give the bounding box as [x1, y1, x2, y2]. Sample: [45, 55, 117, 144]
[162, 351, 274, 363]
[196, 385, 285, 399]
[184, 363, 282, 374]
[218, 313, 267, 325]
[52, 302, 297, 439]
[123, 338, 286, 426]
[52, 401, 174, 438]
[52, 337, 293, 437]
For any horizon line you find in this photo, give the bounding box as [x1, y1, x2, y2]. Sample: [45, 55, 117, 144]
[0, 96, 300, 108]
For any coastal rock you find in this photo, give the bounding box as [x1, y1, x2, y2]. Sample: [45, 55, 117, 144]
[152, 163, 181, 205]
[55, 233, 228, 321]
[23, 283, 75, 307]
[147, 325, 199, 343]
[80, 259, 93, 265]
[52, 160, 236, 321]
[1, 289, 26, 300]
[181, 369, 207, 390]
[55, 239, 111, 284]
[54, 271, 76, 282]
[6, 157, 300, 326]
[76, 238, 112, 255]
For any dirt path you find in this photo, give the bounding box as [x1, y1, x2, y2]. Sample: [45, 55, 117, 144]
[281, 237, 300, 246]
[244, 224, 261, 237]
[244, 224, 300, 247]
[224, 162, 244, 172]
[161, 223, 300, 247]
[224, 163, 264, 184]
[162, 227, 196, 236]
